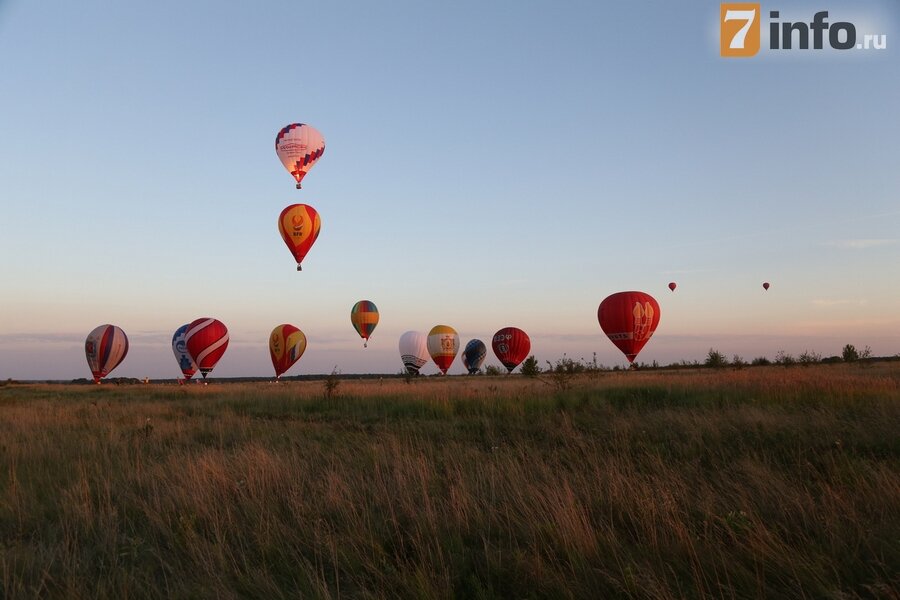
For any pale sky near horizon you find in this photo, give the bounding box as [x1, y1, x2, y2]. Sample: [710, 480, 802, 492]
[1, 0, 898, 380]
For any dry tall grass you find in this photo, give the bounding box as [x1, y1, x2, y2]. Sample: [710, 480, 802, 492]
[0, 364, 898, 598]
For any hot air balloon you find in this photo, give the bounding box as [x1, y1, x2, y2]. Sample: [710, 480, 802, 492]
[492, 327, 531, 373]
[427, 325, 459, 375]
[85, 324, 129, 383]
[270, 324, 307, 379]
[350, 300, 379, 347]
[399, 331, 429, 375]
[668, 282, 677, 292]
[184, 318, 229, 380]
[763, 282, 770, 291]
[278, 204, 321, 271]
[597, 291, 661, 364]
[275, 123, 325, 189]
[462, 339, 487, 374]
[172, 324, 197, 380]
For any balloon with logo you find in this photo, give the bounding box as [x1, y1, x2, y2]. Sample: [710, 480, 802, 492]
[185, 317, 229, 380]
[269, 324, 307, 379]
[398, 331, 429, 376]
[275, 123, 325, 189]
[492, 327, 531, 373]
[278, 204, 321, 271]
[172, 323, 197, 380]
[668, 282, 677, 292]
[597, 292, 661, 364]
[462, 339, 487, 375]
[350, 300, 379, 347]
[427, 325, 459, 375]
[763, 282, 770, 291]
[85, 324, 129, 383]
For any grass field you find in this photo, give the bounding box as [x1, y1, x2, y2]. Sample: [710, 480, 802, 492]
[0, 364, 898, 599]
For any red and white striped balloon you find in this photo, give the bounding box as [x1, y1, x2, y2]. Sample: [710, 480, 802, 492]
[85, 324, 129, 383]
[184, 318, 229, 379]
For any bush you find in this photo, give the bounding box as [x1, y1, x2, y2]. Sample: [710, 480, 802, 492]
[842, 344, 859, 363]
[774, 351, 796, 367]
[751, 356, 771, 366]
[323, 367, 341, 399]
[798, 350, 822, 366]
[484, 365, 504, 376]
[732, 355, 746, 370]
[705, 348, 728, 369]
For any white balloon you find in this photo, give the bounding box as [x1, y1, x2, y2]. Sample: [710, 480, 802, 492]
[398, 331, 429, 375]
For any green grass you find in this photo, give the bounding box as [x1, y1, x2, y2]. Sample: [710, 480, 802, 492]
[0, 365, 898, 598]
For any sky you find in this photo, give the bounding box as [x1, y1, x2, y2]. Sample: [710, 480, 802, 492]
[1, 0, 898, 380]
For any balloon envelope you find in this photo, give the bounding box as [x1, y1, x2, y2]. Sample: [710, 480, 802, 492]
[462, 339, 487, 374]
[275, 123, 325, 188]
[492, 327, 531, 373]
[172, 324, 197, 379]
[350, 300, 379, 346]
[278, 204, 321, 270]
[597, 291, 661, 364]
[399, 331, 429, 375]
[185, 318, 229, 379]
[85, 324, 128, 383]
[270, 324, 307, 378]
[668, 282, 677, 292]
[427, 325, 460, 375]
[763, 282, 770, 290]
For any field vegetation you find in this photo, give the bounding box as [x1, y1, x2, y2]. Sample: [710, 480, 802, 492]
[0, 364, 898, 598]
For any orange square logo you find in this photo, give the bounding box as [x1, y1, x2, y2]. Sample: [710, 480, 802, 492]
[721, 3, 761, 57]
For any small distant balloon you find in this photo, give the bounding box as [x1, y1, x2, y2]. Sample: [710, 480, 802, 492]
[597, 291, 661, 364]
[491, 327, 531, 373]
[275, 123, 325, 189]
[185, 318, 229, 380]
[427, 325, 460, 375]
[85, 324, 129, 383]
[462, 339, 487, 374]
[399, 331, 429, 375]
[278, 204, 321, 271]
[172, 324, 197, 380]
[763, 282, 770, 291]
[269, 324, 307, 379]
[668, 282, 677, 292]
[350, 300, 379, 347]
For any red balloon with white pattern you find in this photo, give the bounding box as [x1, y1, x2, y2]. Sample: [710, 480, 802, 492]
[597, 291, 661, 364]
[184, 318, 229, 379]
[491, 327, 531, 373]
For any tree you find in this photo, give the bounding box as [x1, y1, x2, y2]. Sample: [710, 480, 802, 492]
[842, 344, 859, 363]
[520, 355, 540, 378]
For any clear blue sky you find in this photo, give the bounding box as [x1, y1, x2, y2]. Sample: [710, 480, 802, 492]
[1, 0, 898, 379]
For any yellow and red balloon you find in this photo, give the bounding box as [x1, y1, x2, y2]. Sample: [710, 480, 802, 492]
[427, 325, 459, 375]
[278, 204, 321, 271]
[269, 324, 307, 379]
